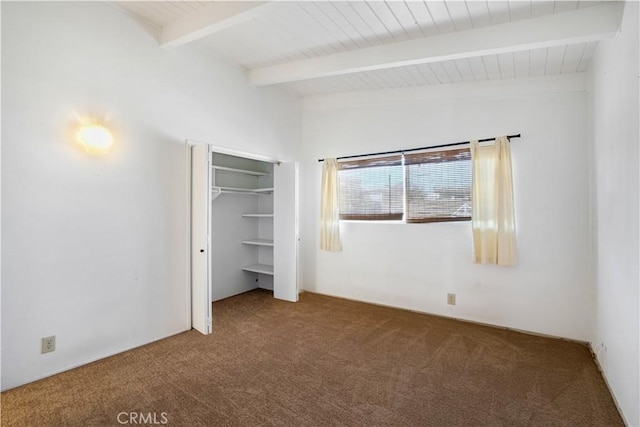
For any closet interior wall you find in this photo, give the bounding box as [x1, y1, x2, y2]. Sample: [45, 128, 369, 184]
[210, 152, 274, 301]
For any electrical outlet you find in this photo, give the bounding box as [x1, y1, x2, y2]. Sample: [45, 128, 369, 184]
[41, 336, 55, 354]
[447, 293, 456, 305]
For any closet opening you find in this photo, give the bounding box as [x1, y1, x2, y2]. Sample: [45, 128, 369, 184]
[190, 143, 299, 335]
[210, 152, 275, 300]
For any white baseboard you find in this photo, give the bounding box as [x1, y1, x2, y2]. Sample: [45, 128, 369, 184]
[1, 327, 190, 392]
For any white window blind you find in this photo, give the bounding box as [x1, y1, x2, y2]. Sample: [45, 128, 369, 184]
[405, 148, 472, 223]
[338, 155, 403, 220]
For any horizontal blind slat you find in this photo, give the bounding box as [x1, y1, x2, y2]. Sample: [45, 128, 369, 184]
[404, 148, 470, 165]
[338, 155, 403, 170]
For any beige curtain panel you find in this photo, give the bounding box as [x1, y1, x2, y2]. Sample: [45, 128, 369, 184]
[471, 136, 517, 265]
[320, 158, 342, 252]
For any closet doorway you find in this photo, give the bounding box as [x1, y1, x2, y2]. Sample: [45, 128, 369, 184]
[190, 143, 299, 335]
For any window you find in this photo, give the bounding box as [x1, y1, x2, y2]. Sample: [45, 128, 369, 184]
[337, 148, 472, 223]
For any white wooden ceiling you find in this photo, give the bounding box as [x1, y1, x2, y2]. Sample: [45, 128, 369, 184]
[115, 1, 209, 28]
[114, 1, 621, 96]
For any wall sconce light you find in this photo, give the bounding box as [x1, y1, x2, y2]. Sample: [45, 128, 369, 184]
[76, 124, 113, 153]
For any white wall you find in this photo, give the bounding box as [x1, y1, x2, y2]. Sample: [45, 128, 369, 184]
[301, 74, 593, 342]
[588, 2, 639, 425]
[1, 2, 300, 390]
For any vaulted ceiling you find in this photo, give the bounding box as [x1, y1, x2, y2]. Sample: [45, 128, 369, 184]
[114, 1, 623, 95]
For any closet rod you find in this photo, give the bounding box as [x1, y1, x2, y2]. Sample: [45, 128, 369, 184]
[317, 134, 521, 162]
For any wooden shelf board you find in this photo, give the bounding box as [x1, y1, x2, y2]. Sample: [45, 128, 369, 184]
[214, 186, 252, 192]
[242, 264, 274, 275]
[212, 165, 268, 176]
[241, 239, 274, 247]
[212, 186, 273, 194]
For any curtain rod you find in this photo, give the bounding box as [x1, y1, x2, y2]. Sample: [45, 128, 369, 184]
[317, 134, 521, 162]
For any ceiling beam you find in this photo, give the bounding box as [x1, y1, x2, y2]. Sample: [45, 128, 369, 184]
[249, 2, 623, 86]
[161, 1, 271, 48]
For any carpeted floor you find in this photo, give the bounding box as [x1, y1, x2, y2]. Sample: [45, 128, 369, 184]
[1, 290, 624, 426]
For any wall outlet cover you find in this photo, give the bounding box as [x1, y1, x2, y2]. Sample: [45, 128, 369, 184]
[447, 293, 456, 305]
[41, 336, 55, 354]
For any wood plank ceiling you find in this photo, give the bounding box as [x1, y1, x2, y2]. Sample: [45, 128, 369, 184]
[114, 1, 614, 95]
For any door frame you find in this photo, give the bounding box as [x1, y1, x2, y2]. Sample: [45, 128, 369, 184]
[186, 140, 290, 334]
[186, 139, 280, 165]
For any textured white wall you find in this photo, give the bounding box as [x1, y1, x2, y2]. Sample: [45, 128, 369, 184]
[301, 75, 593, 342]
[1, 2, 301, 390]
[588, 2, 640, 425]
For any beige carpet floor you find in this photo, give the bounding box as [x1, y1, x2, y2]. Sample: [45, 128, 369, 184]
[1, 289, 624, 426]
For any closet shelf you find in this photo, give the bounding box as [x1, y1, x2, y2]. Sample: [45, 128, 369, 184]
[242, 264, 274, 276]
[212, 165, 268, 176]
[253, 187, 274, 193]
[241, 213, 274, 218]
[212, 186, 273, 195]
[241, 238, 274, 247]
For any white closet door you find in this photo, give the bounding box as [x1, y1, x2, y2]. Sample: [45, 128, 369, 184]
[191, 144, 212, 334]
[273, 162, 299, 302]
